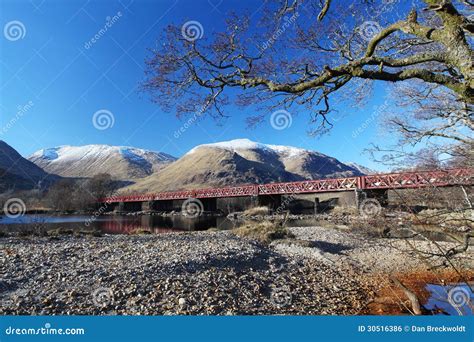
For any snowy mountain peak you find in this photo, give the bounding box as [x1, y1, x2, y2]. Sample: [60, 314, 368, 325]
[30, 145, 175, 163]
[28, 144, 176, 179]
[187, 138, 315, 158]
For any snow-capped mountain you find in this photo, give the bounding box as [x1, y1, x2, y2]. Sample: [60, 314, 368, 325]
[125, 139, 366, 192]
[0, 140, 57, 191]
[28, 145, 176, 180]
[188, 139, 365, 179]
[344, 162, 378, 175]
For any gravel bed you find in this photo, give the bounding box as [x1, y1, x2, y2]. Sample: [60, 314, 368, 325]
[2, 226, 471, 315]
[273, 226, 474, 273]
[0, 231, 369, 315]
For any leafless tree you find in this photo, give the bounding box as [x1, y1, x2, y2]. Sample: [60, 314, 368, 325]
[46, 174, 115, 211]
[143, 0, 472, 135]
[144, 0, 473, 313]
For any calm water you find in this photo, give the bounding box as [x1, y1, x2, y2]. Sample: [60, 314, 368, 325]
[0, 214, 326, 235]
[424, 283, 474, 315]
[0, 214, 241, 234]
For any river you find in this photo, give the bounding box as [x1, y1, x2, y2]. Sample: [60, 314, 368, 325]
[0, 214, 243, 234]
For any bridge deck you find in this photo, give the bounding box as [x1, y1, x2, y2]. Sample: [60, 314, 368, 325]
[100, 168, 473, 203]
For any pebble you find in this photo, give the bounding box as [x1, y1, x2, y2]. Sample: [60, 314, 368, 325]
[2, 227, 468, 315]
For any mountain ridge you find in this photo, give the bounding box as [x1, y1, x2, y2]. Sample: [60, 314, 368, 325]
[0, 140, 57, 191]
[123, 139, 366, 193]
[28, 144, 176, 180]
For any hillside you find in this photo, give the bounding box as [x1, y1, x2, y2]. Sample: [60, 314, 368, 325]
[29, 145, 176, 180]
[125, 139, 364, 193]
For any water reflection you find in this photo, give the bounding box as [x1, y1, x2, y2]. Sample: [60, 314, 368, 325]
[0, 214, 240, 234]
[99, 215, 239, 234]
[424, 283, 474, 315]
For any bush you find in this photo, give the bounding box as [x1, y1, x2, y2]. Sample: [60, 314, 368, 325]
[233, 221, 294, 244]
[129, 228, 152, 235]
[242, 206, 270, 216]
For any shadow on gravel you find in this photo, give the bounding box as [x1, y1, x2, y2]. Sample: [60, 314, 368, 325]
[306, 240, 353, 255]
[170, 249, 287, 275]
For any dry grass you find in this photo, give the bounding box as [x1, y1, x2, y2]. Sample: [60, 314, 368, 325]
[364, 269, 474, 315]
[242, 206, 270, 216]
[233, 221, 294, 244]
[129, 228, 152, 235]
[330, 206, 359, 216]
[414, 208, 473, 229]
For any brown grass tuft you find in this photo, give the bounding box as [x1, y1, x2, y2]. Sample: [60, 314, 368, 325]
[233, 221, 294, 244]
[242, 206, 270, 216]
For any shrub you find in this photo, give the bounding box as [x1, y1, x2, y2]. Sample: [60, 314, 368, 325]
[233, 221, 294, 244]
[242, 206, 270, 216]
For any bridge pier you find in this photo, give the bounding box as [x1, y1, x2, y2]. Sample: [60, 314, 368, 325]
[141, 201, 154, 212]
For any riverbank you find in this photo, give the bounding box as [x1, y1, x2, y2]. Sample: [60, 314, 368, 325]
[0, 226, 472, 315]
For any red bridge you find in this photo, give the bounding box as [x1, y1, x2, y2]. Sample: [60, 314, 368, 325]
[99, 168, 473, 213]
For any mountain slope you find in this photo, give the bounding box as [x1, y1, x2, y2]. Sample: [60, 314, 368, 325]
[0, 140, 55, 191]
[28, 145, 176, 180]
[125, 139, 365, 193]
[344, 162, 377, 175]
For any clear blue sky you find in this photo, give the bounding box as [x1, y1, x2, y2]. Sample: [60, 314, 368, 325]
[0, 0, 401, 171]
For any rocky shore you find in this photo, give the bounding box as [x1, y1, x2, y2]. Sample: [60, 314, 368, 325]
[0, 226, 472, 315]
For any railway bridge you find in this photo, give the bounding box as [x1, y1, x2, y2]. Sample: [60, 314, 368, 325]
[98, 168, 473, 214]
